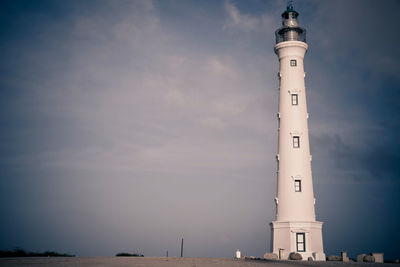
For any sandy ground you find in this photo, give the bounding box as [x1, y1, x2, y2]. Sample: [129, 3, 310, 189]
[0, 257, 397, 267]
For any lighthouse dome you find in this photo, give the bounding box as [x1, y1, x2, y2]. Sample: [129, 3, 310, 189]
[275, 4, 306, 44]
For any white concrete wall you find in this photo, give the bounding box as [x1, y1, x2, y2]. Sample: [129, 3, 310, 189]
[270, 41, 325, 261]
[270, 221, 325, 260]
[275, 41, 315, 222]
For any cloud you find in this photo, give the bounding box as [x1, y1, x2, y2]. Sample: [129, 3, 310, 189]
[223, 0, 273, 32]
[215, 100, 244, 116]
[206, 57, 237, 77]
[0, 0, 277, 178]
[309, 0, 400, 77]
[311, 133, 400, 182]
[200, 117, 225, 130]
[165, 89, 186, 107]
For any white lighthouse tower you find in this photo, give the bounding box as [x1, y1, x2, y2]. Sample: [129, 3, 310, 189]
[269, 3, 326, 261]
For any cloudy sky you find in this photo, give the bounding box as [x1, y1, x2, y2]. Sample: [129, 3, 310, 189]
[1, 0, 399, 259]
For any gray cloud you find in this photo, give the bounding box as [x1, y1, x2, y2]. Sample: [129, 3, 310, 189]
[312, 134, 400, 181]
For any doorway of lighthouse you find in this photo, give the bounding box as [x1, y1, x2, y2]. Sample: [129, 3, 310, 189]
[296, 233, 305, 252]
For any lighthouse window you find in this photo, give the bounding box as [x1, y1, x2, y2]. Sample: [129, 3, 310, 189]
[291, 94, 298, 105]
[296, 233, 306, 252]
[290, 59, 297, 66]
[293, 136, 300, 148]
[295, 180, 301, 192]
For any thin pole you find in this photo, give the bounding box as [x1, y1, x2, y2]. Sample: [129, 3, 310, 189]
[180, 238, 184, 257]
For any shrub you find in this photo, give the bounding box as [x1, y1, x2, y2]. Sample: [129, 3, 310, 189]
[115, 252, 144, 257]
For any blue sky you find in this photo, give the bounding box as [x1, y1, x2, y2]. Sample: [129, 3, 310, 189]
[0, 0, 399, 259]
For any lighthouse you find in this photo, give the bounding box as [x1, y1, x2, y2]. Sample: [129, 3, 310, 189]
[269, 3, 326, 261]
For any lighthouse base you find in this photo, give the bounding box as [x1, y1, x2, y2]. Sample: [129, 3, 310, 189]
[270, 221, 325, 261]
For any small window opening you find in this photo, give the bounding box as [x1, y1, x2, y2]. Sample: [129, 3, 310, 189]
[291, 94, 298, 105]
[293, 136, 300, 148]
[290, 59, 297, 66]
[295, 180, 301, 192]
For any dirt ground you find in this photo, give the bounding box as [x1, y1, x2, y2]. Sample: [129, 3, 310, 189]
[0, 257, 397, 267]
